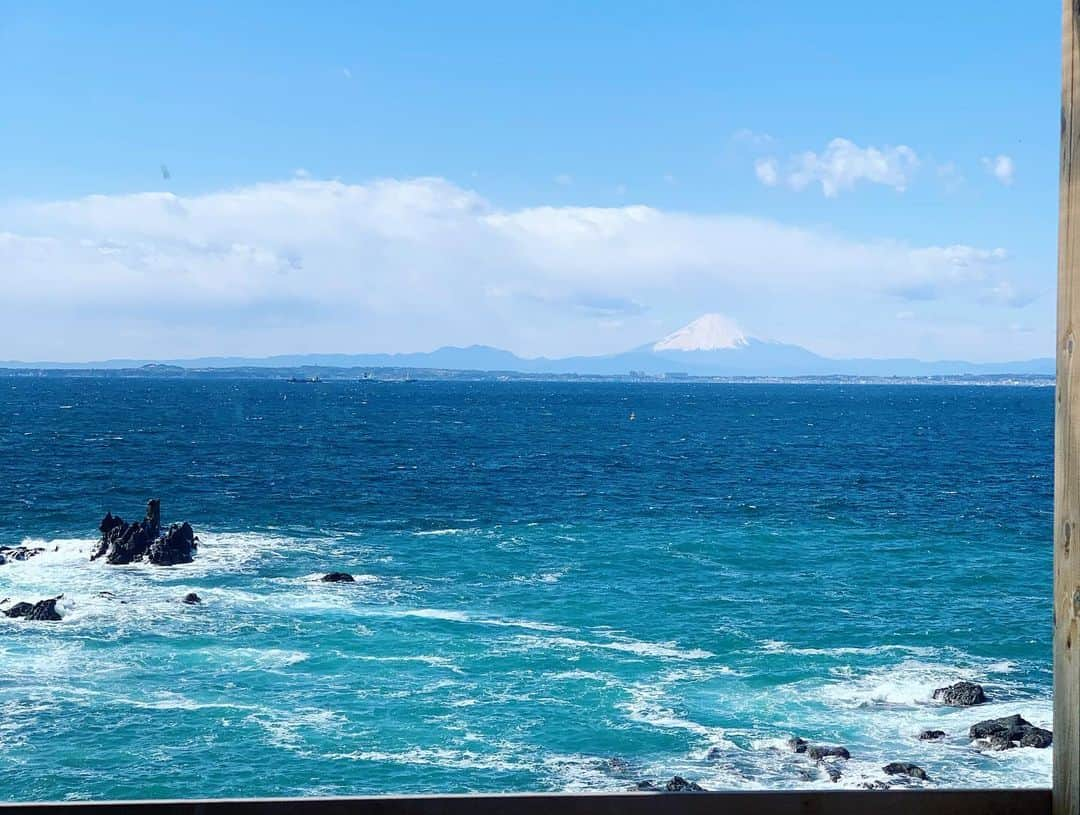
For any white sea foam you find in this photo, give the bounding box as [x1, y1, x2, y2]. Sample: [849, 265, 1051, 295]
[514, 633, 714, 660]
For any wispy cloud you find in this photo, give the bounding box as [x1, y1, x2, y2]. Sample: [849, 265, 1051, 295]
[982, 154, 1015, 186]
[754, 158, 779, 187]
[732, 128, 776, 148]
[757, 138, 919, 197]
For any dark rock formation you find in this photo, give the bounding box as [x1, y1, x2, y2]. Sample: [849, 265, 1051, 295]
[883, 762, 929, 781]
[970, 714, 1030, 741]
[969, 714, 1052, 749]
[182, 592, 202, 605]
[321, 572, 355, 583]
[144, 523, 197, 566]
[603, 757, 631, 775]
[819, 762, 843, 783]
[932, 681, 987, 706]
[92, 500, 197, 566]
[3, 596, 62, 621]
[635, 781, 659, 792]
[919, 730, 947, 741]
[25, 597, 62, 621]
[787, 737, 809, 753]
[3, 602, 34, 618]
[989, 734, 1015, 751]
[706, 747, 723, 761]
[806, 745, 850, 760]
[0, 545, 46, 564]
[665, 776, 705, 792]
[862, 781, 891, 790]
[1020, 728, 1053, 749]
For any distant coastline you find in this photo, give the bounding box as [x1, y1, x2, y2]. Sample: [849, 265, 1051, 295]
[0, 364, 1054, 387]
[0, 316, 1054, 380]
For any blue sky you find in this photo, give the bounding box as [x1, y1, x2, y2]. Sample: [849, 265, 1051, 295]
[0, 2, 1061, 362]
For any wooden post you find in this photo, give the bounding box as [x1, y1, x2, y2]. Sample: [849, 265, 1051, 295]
[1059, 2, 1080, 813]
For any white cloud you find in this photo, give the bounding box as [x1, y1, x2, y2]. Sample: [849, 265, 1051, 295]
[0, 177, 1042, 362]
[756, 138, 919, 197]
[982, 154, 1015, 186]
[754, 158, 779, 187]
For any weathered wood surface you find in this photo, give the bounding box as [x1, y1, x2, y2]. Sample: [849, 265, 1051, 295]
[0, 790, 1053, 815]
[1061, 2, 1080, 814]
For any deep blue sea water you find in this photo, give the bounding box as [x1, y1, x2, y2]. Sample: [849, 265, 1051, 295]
[0, 379, 1054, 800]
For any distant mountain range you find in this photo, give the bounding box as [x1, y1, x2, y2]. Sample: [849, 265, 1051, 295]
[1, 314, 1054, 378]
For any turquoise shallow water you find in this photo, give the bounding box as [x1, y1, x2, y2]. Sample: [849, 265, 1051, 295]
[0, 379, 1053, 800]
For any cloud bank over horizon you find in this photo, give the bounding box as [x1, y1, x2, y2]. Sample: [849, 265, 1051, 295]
[0, 176, 1049, 364]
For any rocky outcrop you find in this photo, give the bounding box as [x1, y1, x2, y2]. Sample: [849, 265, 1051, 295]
[1021, 728, 1054, 748]
[665, 776, 705, 792]
[3, 596, 62, 621]
[919, 729, 947, 741]
[633, 777, 706, 793]
[3, 602, 33, 618]
[92, 500, 197, 566]
[883, 762, 929, 781]
[969, 714, 1052, 749]
[321, 572, 355, 583]
[144, 523, 197, 566]
[932, 681, 987, 706]
[788, 738, 850, 760]
[0, 546, 45, 565]
[182, 592, 202, 605]
[806, 745, 850, 760]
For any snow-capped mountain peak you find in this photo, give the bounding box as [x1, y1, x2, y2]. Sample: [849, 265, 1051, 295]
[652, 314, 749, 352]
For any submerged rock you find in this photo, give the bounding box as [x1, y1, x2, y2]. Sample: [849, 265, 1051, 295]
[883, 762, 929, 781]
[0, 545, 45, 564]
[635, 781, 659, 792]
[919, 729, 947, 741]
[182, 592, 202, 605]
[321, 572, 355, 583]
[603, 757, 632, 775]
[933, 681, 987, 706]
[819, 762, 843, 783]
[665, 776, 705, 792]
[969, 714, 1051, 749]
[787, 737, 809, 753]
[92, 500, 197, 566]
[807, 745, 850, 760]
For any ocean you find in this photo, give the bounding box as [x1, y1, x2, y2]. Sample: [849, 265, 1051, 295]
[0, 378, 1053, 801]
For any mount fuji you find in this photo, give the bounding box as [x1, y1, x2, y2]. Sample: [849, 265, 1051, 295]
[2, 313, 1053, 377]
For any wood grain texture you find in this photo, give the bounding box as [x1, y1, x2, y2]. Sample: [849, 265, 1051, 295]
[0, 790, 1053, 815]
[1061, 3, 1080, 815]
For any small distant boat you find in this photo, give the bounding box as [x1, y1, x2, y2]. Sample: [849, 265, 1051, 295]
[629, 411, 636, 421]
[287, 376, 321, 384]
